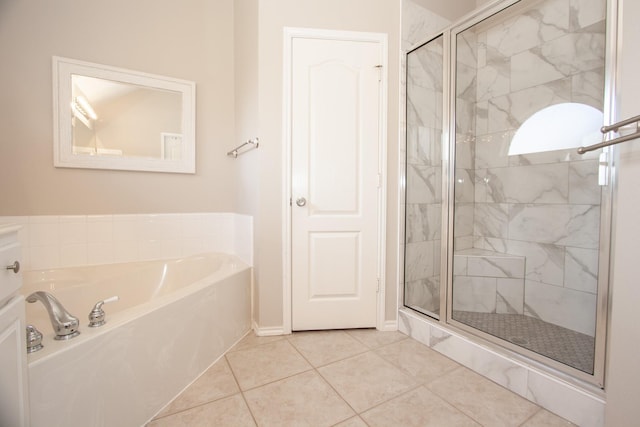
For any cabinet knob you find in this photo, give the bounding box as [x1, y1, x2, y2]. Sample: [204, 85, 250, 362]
[5, 261, 19, 274]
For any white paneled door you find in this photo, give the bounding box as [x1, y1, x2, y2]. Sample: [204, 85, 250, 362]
[290, 32, 384, 331]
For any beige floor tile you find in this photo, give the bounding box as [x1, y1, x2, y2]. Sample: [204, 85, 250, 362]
[361, 386, 480, 427]
[226, 339, 311, 390]
[375, 338, 460, 384]
[148, 394, 256, 427]
[427, 367, 540, 427]
[244, 370, 354, 427]
[345, 328, 407, 349]
[332, 416, 368, 427]
[318, 351, 417, 413]
[155, 358, 240, 418]
[287, 330, 369, 367]
[228, 332, 285, 352]
[522, 409, 576, 426]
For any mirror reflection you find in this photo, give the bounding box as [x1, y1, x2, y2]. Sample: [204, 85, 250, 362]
[71, 75, 183, 159]
[53, 56, 195, 174]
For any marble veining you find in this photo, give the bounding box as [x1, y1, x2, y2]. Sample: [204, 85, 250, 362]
[449, 0, 605, 343]
[404, 10, 447, 316]
[564, 247, 598, 294]
[497, 279, 525, 314]
[405, 0, 605, 356]
[399, 309, 605, 427]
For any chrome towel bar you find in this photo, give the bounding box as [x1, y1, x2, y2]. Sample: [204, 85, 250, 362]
[578, 115, 640, 154]
[227, 138, 259, 158]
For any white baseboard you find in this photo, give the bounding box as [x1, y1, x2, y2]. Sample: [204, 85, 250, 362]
[252, 321, 286, 336]
[379, 319, 398, 331]
[252, 320, 397, 335]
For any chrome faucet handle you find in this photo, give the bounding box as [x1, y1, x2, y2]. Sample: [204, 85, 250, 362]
[26, 291, 80, 340]
[26, 325, 43, 353]
[88, 296, 119, 327]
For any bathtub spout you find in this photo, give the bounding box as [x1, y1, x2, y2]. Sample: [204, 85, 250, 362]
[26, 291, 80, 340]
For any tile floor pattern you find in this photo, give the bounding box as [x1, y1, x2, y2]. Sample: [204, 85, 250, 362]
[148, 329, 576, 427]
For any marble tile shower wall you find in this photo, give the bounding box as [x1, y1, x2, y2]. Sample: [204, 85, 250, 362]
[402, 0, 451, 314]
[0, 213, 253, 271]
[405, 38, 444, 314]
[454, 29, 479, 252]
[454, 0, 606, 336]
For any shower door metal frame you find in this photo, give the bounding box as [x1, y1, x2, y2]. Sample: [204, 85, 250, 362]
[441, 0, 618, 388]
[402, 32, 449, 320]
[401, 0, 618, 388]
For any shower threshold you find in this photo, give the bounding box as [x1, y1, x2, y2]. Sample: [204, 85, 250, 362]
[452, 311, 595, 374]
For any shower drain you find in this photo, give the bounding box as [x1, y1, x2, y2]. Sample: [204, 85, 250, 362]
[509, 336, 530, 346]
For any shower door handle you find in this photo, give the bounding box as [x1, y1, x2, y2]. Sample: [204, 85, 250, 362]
[296, 197, 307, 207]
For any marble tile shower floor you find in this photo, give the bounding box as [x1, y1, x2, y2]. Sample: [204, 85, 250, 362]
[453, 311, 595, 374]
[148, 329, 575, 427]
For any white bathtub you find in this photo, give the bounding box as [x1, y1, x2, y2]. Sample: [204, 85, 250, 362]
[21, 252, 252, 427]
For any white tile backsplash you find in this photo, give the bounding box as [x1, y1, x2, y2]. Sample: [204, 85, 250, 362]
[0, 213, 253, 270]
[59, 218, 87, 245]
[30, 221, 60, 247]
[60, 243, 88, 268]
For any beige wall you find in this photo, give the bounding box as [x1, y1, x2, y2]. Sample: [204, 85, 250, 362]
[412, 0, 477, 21]
[241, 0, 401, 329]
[0, 0, 236, 215]
[605, 0, 640, 424]
[233, 0, 261, 323]
[0, 0, 478, 334]
[234, 0, 260, 218]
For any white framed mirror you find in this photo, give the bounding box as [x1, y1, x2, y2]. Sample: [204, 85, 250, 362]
[53, 56, 196, 173]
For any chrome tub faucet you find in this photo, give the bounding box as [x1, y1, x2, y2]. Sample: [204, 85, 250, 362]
[26, 291, 80, 340]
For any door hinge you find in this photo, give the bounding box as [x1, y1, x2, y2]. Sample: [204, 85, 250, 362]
[374, 64, 382, 82]
[377, 173, 382, 188]
[377, 278, 380, 293]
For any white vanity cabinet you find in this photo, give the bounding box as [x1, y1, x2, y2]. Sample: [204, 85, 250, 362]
[0, 225, 29, 427]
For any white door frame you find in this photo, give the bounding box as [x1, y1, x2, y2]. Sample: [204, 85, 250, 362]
[282, 27, 388, 334]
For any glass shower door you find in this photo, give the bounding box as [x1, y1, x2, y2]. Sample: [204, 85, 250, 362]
[404, 35, 444, 319]
[450, 0, 608, 378]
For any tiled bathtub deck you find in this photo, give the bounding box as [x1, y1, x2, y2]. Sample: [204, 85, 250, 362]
[148, 329, 574, 426]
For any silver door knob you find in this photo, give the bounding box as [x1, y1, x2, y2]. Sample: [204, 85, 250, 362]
[296, 197, 307, 207]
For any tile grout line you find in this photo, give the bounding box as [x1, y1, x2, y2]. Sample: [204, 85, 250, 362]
[421, 366, 484, 424]
[149, 331, 574, 426]
[424, 365, 544, 427]
[284, 332, 372, 368]
[227, 335, 287, 354]
[285, 333, 362, 425]
[148, 349, 246, 422]
[364, 338, 490, 424]
[292, 332, 427, 421]
[517, 407, 543, 427]
[373, 339, 465, 386]
[223, 353, 261, 427]
[151, 336, 289, 424]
